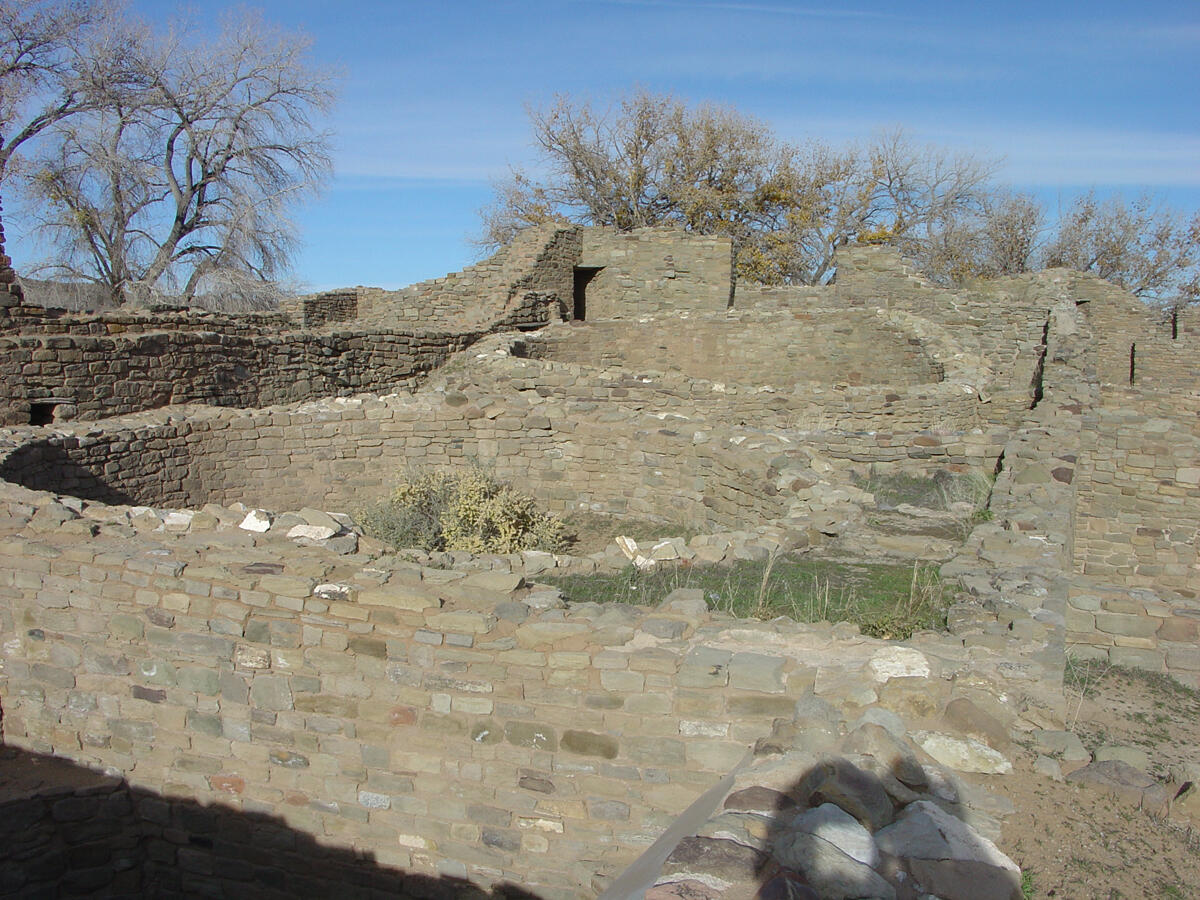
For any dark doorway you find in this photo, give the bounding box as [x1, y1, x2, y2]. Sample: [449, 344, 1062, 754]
[29, 402, 57, 426]
[573, 267, 602, 321]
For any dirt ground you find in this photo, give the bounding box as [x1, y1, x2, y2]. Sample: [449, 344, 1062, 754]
[987, 663, 1200, 900]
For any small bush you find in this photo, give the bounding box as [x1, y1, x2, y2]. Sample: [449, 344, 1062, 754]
[359, 468, 566, 554]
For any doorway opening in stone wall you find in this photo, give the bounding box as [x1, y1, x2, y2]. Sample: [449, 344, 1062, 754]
[573, 267, 602, 321]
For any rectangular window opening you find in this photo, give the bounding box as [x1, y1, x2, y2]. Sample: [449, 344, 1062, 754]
[29, 402, 57, 426]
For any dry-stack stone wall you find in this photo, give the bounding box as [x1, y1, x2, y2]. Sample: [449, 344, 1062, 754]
[0, 466, 1058, 896]
[578, 227, 733, 317]
[519, 313, 943, 387]
[0, 197, 24, 316]
[0, 389, 797, 531]
[0, 327, 478, 426]
[3, 237, 1200, 893]
[355, 225, 580, 331]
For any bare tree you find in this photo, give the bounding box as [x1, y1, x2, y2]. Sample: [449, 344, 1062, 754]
[905, 190, 1044, 285]
[1043, 191, 1200, 308]
[23, 8, 334, 304]
[1, 0, 112, 180]
[480, 91, 997, 285]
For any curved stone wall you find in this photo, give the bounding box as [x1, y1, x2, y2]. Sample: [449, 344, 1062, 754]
[0, 391, 795, 531]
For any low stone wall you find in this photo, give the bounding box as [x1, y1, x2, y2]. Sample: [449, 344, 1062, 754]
[0, 327, 478, 426]
[0, 389, 801, 531]
[282, 289, 359, 329]
[0, 305, 293, 337]
[578, 227, 732, 318]
[445, 336, 1014, 467]
[0, 473, 1052, 897]
[0, 747, 518, 897]
[520, 313, 943, 387]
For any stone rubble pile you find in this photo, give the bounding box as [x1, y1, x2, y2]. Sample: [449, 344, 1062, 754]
[640, 698, 1024, 900]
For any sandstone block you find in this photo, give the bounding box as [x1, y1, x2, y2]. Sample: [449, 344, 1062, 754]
[358, 585, 443, 611]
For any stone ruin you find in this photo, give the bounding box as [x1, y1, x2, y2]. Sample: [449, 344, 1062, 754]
[0, 211, 1198, 897]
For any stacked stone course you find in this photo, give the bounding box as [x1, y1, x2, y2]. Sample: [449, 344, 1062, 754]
[578, 227, 733, 317]
[2, 234, 1200, 893]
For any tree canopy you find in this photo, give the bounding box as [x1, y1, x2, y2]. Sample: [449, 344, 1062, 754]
[483, 89, 1200, 308]
[479, 90, 996, 286]
[1, 0, 335, 305]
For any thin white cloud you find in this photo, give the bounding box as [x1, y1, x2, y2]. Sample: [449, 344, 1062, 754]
[770, 115, 1200, 187]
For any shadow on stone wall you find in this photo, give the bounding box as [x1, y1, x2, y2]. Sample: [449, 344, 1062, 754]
[0, 746, 545, 899]
[0, 441, 137, 506]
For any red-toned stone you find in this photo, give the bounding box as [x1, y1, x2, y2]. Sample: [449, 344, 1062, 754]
[390, 705, 418, 726]
[1158, 617, 1198, 642]
[209, 775, 245, 794]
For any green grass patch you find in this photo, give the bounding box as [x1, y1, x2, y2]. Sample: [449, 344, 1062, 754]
[545, 556, 952, 640]
[854, 467, 993, 513]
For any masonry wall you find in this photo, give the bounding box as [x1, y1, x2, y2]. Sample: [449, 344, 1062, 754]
[0, 328, 478, 426]
[445, 343, 1015, 467]
[356, 226, 580, 331]
[578, 227, 732, 319]
[1072, 393, 1200, 597]
[0, 499, 1007, 896]
[280, 290, 359, 329]
[520, 314, 943, 387]
[0, 392, 793, 531]
[0, 751, 490, 897]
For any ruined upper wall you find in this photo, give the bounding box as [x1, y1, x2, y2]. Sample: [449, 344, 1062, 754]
[578, 226, 732, 318]
[352, 225, 579, 330]
[0, 196, 24, 315]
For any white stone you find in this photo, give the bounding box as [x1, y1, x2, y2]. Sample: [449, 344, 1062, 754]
[160, 510, 194, 532]
[650, 540, 680, 560]
[679, 720, 729, 738]
[287, 523, 337, 542]
[239, 509, 273, 532]
[869, 646, 931, 682]
[396, 833, 431, 850]
[313, 583, 352, 601]
[615, 535, 639, 559]
[914, 731, 1013, 775]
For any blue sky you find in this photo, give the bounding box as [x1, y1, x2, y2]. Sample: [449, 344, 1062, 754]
[7, 0, 1200, 290]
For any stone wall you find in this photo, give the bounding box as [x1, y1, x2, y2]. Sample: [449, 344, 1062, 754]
[0, 196, 24, 316]
[578, 227, 732, 319]
[355, 226, 580, 331]
[0, 327, 478, 426]
[0, 469, 1055, 897]
[0, 748, 502, 897]
[0, 389, 795, 531]
[281, 289, 359, 329]
[519, 313, 943, 387]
